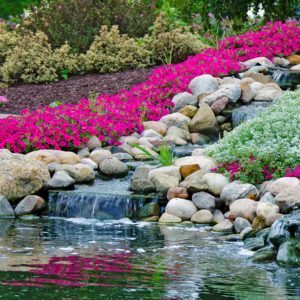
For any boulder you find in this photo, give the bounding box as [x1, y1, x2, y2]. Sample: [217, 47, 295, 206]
[151, 173, 179, 193]
[242, 57, 274, 68]
[205, 84, 241, 105]
[130, 146, 157, 160]
[86, 135, 102, 151]
[77, 147, 90, 158]
[210, 96, 229, 114]
[252, 247, 277, 263]
[47, 170, 75, 189]
[131, 179, 155, 194]
[14, 195, 46, 216]
[0, 152, 50, 201]
[266, 213, 283, 227]
[175, 156, 216, 176]
[0, 195, 14, 218]
[188, 74, 219, 97]
[188, 103, 218, 135]
[234, 217, 252, 233]
[191, 133, 211, 145]
[166, 126, 191, 142]
[252, 215, 266, 232]
[56, 163, 95, 182]
[213, 219, 233, 233]
[203, 173, 229, 196]
[230, 198, 258, 222]
[191, 209, 213, 224]
[149, 166, 181, 181]
[212, 209, 225, 224]
[269, 177, 300, 196]
[141, 129, 163, 139]
[90, 149, 112, 165]
[137, 203, 160, 219]
[142, 121, 167, 136]
[160, 113, 191, 130]
[179, 105, 198, 118]
[244, 237, 265, 251]
[167, 187, 189, 201]
[184, 177, 209, 194]
[132, 165, 152, 180]
[166, 198, 198, 220]
[111, 153, 133, 161]
[260, 192, 276, 204]
[220, 181, 260, 206]
[164, 135, 187, 146]
[256, 202, 279, 219]
[99, 158, 128, 177]
[276, 240, 300, 267]
[254, 87, 282, 101]
[159, 212, 182, 223]
[192, 192, 215, 210]
[273, 57, 290, 67]
[275, 187, 300, 213]
[172, 92, 197, 112]
[26, 150, 81, 165]
[287, 54, 300, 65]
[180, 164, 200, 178]
[240, 82, 256, 103]
[81, 158, 98, 169]
[244, 73, 274, 84]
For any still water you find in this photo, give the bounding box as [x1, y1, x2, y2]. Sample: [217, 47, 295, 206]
[0, 218, 299, 299]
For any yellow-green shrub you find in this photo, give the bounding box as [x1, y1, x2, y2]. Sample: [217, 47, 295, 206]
[0, 30, 19, 65]
[83, 25, 151, 73]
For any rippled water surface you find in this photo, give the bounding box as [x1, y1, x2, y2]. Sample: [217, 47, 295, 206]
[0, 218, 299, 299]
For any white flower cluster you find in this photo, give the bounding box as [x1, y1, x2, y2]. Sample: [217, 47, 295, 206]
[206, 89, 300, 167]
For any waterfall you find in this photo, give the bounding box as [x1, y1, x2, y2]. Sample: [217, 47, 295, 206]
[269, 67, 300, 90]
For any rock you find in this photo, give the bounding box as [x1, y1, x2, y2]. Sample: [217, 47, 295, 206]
[218, 84, 241, 103]
[240, 227, 253, 240]
[132, 165, 152, 180]
[47, 170, 75, 189]
[14, 195, 46, 216]
[26, 150, 81, 165]
[175, 156, 216, 176]
[192, 192, 215, 210]
[167, 187, 189, 200]
[119, 136, 138, 145]
[164, 135, 187, 146]
[213, 219, 233, 233]
[77, 147, 90, 158]
[260, 192, 276, 204]
[230, 198, 258, 222]
[252, 215, 266, 232]
[131, 179, 155, 194]
[254, 87, 282, 101]
[143, 121, 167, 136]
[191, 209, 213, 224]
[269, 177, 300, 196]
[203, 173, 229, 196]
[212, 209, 225, 224]
[138, 138, 154, 149]
[189, 103, 218, 135]
[191, 133, 211, 145]
[73, 163, 95, 182]
[90, 149, 112, 165]
[0, 195, 14, 218]
[48, 162, 59, 174]
[179, 105, 198, 118]
[188, 74, 219, 97]
[130, 146, 157, 160]
[112, 153, 133, 161]
[244, 237, 265, 251]
[166, 198, 198, 220]
[172, 92, 197, 112]
[191, 148, 206, 156]
[0, 152, 50, 201]
[219, 77, 241, 85]
[184, 177, 208, 194]
[290, 64, 300, 71]
[216, 115, 227, 125]
[180, 164, 200, 178]
[87, 135, 102, 150]
[266, 213, 283, 227]
[243, 72, 274, 84]
[275, 187, 300, 213]
[276, 239, 300, 267]
[252, 247, 277, 263]
[240, 82, 256, 103]
[159, 212, 182, 223]
[273, 57, 290, 67]
[287, 54, 300, 65]
[166, 126, 191, 142]
[81, 158, 98, 169]
[245, 65, 269, 74]
[149, 166, 181, 181]
[220, 181, 260, 206]
[138, 203, 160, 219]
[210, 96, 228, 114]
[256, 202, 279, 219]
[160, 113, 191, 130]
[142, 216, 159, 222]
[250, 82, 264, 94]
[19, 214, 40, 221]
[242, 57, 274, 68]
[220, 122, 231, 131]
[151, 173, 179, 193]
[99, 158, 128, 177]
[234, 217, 252, 233]
[141, 129, 163, 139]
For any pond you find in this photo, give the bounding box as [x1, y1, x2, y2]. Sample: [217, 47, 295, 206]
[0, 218, 299, 299]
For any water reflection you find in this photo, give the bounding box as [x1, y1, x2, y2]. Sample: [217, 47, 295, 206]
[0, 218, 299, 299]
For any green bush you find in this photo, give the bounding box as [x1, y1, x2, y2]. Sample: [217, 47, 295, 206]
[0, 0, 40, 19]
[206, 90, 300, 183]
[22, 0, 156, 53]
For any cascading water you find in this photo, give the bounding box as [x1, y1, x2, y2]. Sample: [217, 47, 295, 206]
[269, 67, 300, 90]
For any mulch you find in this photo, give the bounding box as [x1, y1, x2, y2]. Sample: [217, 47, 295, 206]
[0, 68, 153, 115]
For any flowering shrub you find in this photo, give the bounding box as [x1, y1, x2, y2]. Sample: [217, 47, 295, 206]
[207, 90, 300, 184]
[0, 95, 8, 106]
[0, 21, 300, 153]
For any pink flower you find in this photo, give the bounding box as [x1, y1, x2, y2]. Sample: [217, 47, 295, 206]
[0, 96, 8, 104]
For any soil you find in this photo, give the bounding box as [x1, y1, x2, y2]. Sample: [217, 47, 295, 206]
[0, 68, 152, 115]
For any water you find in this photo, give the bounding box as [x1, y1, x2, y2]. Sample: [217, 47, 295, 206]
[270, 67, 300, 90]
[0, 218, 299, 299]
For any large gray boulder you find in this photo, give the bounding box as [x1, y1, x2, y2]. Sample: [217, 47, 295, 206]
[172, 92, 197, 112]
[47, 170, 75, 189]
[188, 74, 219, 97]
[192, 192, 216, 210]
[99, 158, 128, 177]
[0, 151, 50, 201]
[14, 195, 46, 216]
[166, 198, 197, 220]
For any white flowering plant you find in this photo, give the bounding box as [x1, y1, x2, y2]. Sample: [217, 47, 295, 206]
[205, 89, 300, 184]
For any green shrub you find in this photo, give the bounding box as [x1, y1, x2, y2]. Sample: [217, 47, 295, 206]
[22, 0, 156, 53]
[206, 90, 300, 183]
[83, 25, 151, 73]
[0, 0, 40, 19]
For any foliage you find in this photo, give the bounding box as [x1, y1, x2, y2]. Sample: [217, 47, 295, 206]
[83, 25, 151, 73]
[0, 21, 299, 152]
[0, 0, 40, 19]
[133, 143, 176, 166]
[207, 90, 300, 184]
[22, 0, 156, 53]
[0, 30, 78, 83]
